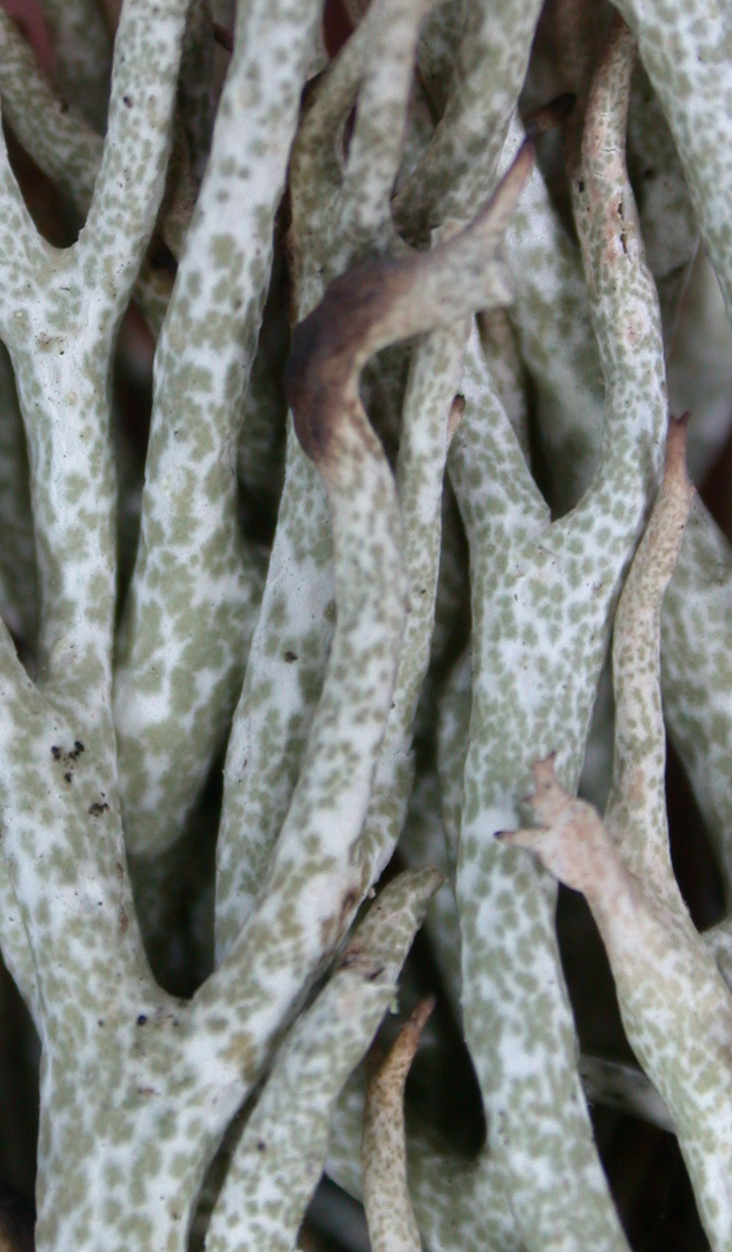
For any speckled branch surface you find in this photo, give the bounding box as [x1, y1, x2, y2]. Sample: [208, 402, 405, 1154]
[502, 422, 732, 1251]
[0, 0, 732, 1249]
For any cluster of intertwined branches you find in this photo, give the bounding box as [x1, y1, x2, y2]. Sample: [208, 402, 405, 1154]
[0, 0, 731, 1250]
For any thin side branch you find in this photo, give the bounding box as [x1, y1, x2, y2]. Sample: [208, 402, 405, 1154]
[362, 998, 435, 1252]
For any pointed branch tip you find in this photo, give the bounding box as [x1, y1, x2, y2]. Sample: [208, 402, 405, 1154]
[662, 411, 694, 503]
[370, 994, 436, 1084]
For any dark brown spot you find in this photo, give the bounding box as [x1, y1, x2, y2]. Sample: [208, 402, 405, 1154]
[213, 21, 234, 51]
[284, 651, 298, 663]
[339, 945, 365, 970]
[337, 888, 359, 935]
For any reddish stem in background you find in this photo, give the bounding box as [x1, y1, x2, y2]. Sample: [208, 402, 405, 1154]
[0, 0, 54, 76]
[323, 0, 353, 55]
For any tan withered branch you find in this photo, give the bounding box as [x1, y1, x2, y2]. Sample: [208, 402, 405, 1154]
[497, 753, 618, 896]
[363, 997, 436, 1252]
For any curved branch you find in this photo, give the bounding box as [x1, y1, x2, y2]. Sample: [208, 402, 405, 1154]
[194, 143, 533, 1090]
[363, 997, 434, 1252]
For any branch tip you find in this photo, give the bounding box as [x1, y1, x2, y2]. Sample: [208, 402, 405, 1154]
[369, 994, 436, 1090]
[497, 761, 612, 895]
[664, 411, 693, 493]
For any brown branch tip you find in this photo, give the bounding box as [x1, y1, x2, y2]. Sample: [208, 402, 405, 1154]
[368, 996, 436, 1091]
[664, 411, 692, 492]
[494, 757, 610, 897]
